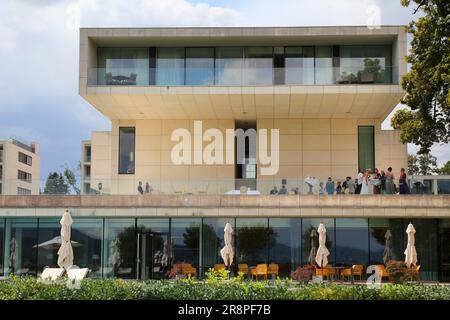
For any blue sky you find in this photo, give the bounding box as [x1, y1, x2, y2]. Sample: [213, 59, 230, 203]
[0, 0, 448, 181]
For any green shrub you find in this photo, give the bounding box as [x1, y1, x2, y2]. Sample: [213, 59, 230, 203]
[0, 276, 449, 300]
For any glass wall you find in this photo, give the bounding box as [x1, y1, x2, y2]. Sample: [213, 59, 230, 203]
[72, 218, 103, 278]
[302, 218, 335, 265]
[37, 218, 60, 275]
[171, 218, 201, 268]
[368, 218, 404, 265]
[186, 48, 214, 85]
[236, 218, 269, 266]
[411, 219, 438, 281]
[0, 219, 3, 276]
[340, 45, 392, 84]
[97, 48, 149, 85]
[156, 47, 185, 85]
[202, 218, 232, 274]
[358, 126, 375, 171]
[335, 218, 369, 266]
[269, 218, 301, 276]
[3, 218, 38, 276]
[118, 127, 135, 174]
[243, 47, 273, 85]
[438, 179, 450, 194]
[439, 219, 450, 282]
[314, 46, 334, 84]
[103, 218, 136, 279]
[215, 47, 243, 85]
[285, 47, 315, 85]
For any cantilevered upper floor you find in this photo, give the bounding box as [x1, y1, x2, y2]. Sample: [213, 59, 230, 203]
[79, 26, 407, 120]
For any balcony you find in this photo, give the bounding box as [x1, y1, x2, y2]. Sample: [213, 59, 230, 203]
[88, 65, 397, 87]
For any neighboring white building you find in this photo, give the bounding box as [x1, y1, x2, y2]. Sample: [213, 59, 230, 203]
[0, 139, 40, 195]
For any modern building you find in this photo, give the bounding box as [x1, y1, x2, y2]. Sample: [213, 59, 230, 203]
[0, 139, 40, 195]
[1, 26, 449, 282]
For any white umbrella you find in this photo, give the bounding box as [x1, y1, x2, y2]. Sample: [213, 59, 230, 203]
[33, 236, 81, 249]
[315, 223, 330, 267]
[404, 223, 418, 267]
[220, 223, 234, 268]
[57, 210, 74, 270]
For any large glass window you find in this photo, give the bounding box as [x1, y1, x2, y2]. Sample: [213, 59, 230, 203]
[186, 48, 214, 85]
[269, 218, 301, 276]
[340, 45, 392, 84]
[285, 47, 314, 85]
[244, 47, 273, 85]
[156, 47, 185, 85]
[358, 126, 375, 172]
[368, 218, 404, 265]
[439, 219, 450, 282]
[335, 218, 369, 266]
[202, 218, 233, 274]
[97, 48, 149, 85]
[236, 218, 269, 266]
[119, 127, 135, 174]
[314, 46, 334, 84]
[72, 218, 103, 278]
[437, 179, 450, 194]
[171, 218, 201, 269]
[0, 219, 4, 276]
[215, 47, 243, 85]
[3, 218, 38, 276]
[103, 218, 135, 279]
[411, 219, 438, 281]
[302, 218, 335, 265]
[36, 218, 60, 275]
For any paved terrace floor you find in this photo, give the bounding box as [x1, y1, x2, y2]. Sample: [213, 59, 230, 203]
[0, 195, 449, 218]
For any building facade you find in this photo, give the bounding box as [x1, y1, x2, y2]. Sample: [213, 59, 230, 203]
[0, 139, 40, 195]
[1, 26, 449, 282]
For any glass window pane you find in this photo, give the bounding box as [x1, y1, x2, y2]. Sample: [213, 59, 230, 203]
[72, 218, 103, 278]
[103, 218, 135, 279]
[269, 218, 301, 277]
[97, 48, 149, 85]
[236, 218, 268, 266]
[202, 218, 233, 274]
[369, 218, 404, 265]
[244, 47, 273, 85]
[302, 218, 335, 265]
[4, 218, 38, 276]
[119, 127, 135, 174]
[215, 47, 243, 85]
[315, 46, 333, 84]
[335, 218, 369, 266]
[438, 179, 450, 194]
[0, 219, 4, 275]
[156, 47, 185, 85]
[171, 219, 201, 269]
[411, 219, 438, 281]
[285, 47, 314, 85]
[439, 219, 450, 282]
[37, 218, 60, 274]
[358, 126, 375, 172]
[186, 48, 214, 85]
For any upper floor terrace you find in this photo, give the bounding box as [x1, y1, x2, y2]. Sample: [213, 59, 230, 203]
[79, 26, 407, 120]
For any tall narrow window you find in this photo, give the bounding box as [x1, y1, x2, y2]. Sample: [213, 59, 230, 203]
[358, 126, 375, 171]
[119, 127, 135, 174]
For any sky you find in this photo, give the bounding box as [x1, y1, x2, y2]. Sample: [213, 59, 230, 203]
[0, 0, 448, 181]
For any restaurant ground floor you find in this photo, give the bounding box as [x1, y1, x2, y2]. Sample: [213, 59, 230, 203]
[1, 216, 449, 282]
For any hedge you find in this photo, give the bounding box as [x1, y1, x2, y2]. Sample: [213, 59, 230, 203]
[0, 276, 449, 300]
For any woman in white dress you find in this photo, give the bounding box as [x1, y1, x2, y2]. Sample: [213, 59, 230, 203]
[360, 170, 370, 195]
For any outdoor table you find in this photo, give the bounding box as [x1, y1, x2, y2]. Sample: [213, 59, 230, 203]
[327, 266, 346, 282]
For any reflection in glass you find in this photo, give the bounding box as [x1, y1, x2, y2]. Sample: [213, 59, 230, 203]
[202, 218, 232, 274]
[335, 218, 368, 266]
[369, 219, 404, 265]
[171, 219, 201, 268]
[36, 218, 60, 274]
[438, 180, 450, 194]
[72, 218, 102, 278]
[358, 126, 375, 172]
[269, 218, 301, 276]
[439, 219, 450, 282]
[119, 127, 135, 174]
[215, 47, 243, 85]
[97, 48, 149, 85]
[244, 47, 273, 85]
[285, 47, 314, 85]
[3, 218, 38, 276]
[156, 47, 185, 85]
[103, 218, 135, 279]
[411, 219, 438, 281]
[314, 46, 333, 84]
[186, 48, 214, 85]
[302, 218, 335, 265]
[0, 219, 3, 276]
[236, 218, 272, 266]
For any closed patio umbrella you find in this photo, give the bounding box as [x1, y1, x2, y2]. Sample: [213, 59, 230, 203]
[383, 229, 393, 265]
[404, 223, 418, 267]
[57, 210, 74, 270]
[308, 228, 318, 264]
[220, 222, 234, 268]
[315, 223, 330, 267]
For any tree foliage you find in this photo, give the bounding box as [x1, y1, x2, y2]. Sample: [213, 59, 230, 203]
[439, 160, 450, 174]
[43, 172, 69, 195]
[407, 153, 439, 175]
[391, 0, 450, 154]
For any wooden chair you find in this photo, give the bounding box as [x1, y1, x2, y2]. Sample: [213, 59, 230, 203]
[238, 264, 248, 277]
[411, 265, 421, 282]
[377, 265, 390, 281]
[340, 264, 364, 281]
[214, 264, 225, 273]
[315, 267, 332, 280]
[267, 263, 279, 278]
[251, 264, 268, 280]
